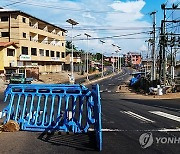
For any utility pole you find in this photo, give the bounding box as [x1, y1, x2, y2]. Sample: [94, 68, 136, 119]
[150, 11, 156, 81]
[100, 40, 105, 77]
[66, 19, 79, 84]
[160, 3, 179, 85]
[84, 33, 91, 81]
[112, 53, 115, 73]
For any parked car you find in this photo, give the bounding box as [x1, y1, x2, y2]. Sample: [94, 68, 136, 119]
[10, 73, 33, 84]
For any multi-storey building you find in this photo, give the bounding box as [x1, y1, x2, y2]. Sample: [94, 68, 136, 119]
[0, 8, 66, 79]
[123, 52, 141, 67]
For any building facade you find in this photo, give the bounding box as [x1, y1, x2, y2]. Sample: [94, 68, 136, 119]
[123, 52, 141, 67]
[0, 9, 66, 79]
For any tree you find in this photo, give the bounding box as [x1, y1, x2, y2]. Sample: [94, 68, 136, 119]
[66, 41, 77, 50]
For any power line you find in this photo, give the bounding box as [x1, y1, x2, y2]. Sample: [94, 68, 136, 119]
[2, 0, 152, 15]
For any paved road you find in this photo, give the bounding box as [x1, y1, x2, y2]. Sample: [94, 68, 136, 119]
[0, 67, 180, 154]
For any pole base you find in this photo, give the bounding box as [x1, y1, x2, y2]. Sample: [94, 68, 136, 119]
[69, 76, 75, 84]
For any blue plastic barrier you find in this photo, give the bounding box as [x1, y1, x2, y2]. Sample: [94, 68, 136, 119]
[130, 74, 141, 86]
[1, 84, 102, 151]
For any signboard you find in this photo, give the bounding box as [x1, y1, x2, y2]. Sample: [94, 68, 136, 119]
[51, 57, 60, 61]
[31, 63, 38, 66]
[20, 55, 31, 61]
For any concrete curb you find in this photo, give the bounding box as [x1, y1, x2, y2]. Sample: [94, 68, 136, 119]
[83, 72, 121, 85]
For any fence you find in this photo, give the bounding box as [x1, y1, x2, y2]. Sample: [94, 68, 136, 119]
[1, 84, 102, 151]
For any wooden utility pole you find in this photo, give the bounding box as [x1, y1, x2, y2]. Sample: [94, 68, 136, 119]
[150, 11, 156, 81]
[160, 3, 179, 85]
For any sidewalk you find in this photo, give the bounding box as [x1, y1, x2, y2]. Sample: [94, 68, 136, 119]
[33, 71, 100, 84]
[0, 71, 101, 92]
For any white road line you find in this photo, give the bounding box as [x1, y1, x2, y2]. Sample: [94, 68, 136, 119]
[88, 128, 180, 132]
[0, 111, 5, 118]
[120, 111, 155, 123]
[108, 84, 115, 86]
[27, 111, 44, 119]
[149, 111, 180, 122]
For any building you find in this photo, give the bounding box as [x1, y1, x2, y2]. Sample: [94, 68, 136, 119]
[0, 8, 66, 79]
[123, 52, 141, 67]
[141, 58, 152, 72]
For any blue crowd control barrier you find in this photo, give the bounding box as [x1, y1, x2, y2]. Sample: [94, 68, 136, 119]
[1, 84, 102, 151]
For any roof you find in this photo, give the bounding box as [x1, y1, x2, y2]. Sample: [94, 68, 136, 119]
[0, 42, 18, 48]
[0, 8, 67, 32]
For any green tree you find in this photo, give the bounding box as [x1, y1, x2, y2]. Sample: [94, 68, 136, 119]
[66, 41, 77, 50]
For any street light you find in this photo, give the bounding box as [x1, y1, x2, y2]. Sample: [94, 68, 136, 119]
[112, 52, 115, 73]
[112, 44, 116, 73]
[66, 19, 79, 84]
[84, 33, 91, 81]
[116, 46, 121, 72]
[100, 40, 105, 77]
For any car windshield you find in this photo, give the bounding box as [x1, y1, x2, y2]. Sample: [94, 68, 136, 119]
[12, 74, 23, 78]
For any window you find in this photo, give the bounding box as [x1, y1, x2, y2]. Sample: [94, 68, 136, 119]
[1, 32, 9, 37]
[23, 32, 26, 38]
[19, 69, 25, 74]
[62, 32, 64, 36]
[1, 16, 8, 22]
[62, 43, 64, 46]
[31, 48, 37, 56]
[46, 50, 49, 57]
[7, 48, 15, 56]
[51, 51, 55, 57]
[22, 46, 28, 55]
[39, 49, 44, 56]
[22, 17, 26, 23]
[56, 51, 60, 57]
[62, 52, 65, 58]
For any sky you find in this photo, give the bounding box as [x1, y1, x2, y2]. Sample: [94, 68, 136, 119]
[0, 0, 179, 58]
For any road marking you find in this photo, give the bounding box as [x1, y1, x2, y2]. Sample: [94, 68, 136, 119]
[27, 111, 44, 119]
[149, 111, 180, 122]
[88, 128, 180, 132]
[120, 111, 155, 123]
[0, 111, 5, 118]
[108, 84, 115, 86]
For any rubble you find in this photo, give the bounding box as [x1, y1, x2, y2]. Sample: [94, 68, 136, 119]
[2, 120, 20, 132]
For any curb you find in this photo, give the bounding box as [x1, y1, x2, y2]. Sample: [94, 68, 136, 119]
[84, 72, 121, 85]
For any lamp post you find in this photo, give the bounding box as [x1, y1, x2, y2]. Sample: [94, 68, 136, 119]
[100, 40, 105, 77]
[66, 19, 79, 84]
[112, 44, 116, 73]
[112, 52, 115, 73]
[117, 46, 121, 72]
[115, 50, 119, 72]
[84, 33, 91, 81]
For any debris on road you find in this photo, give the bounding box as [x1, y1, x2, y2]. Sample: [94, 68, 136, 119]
[2, 120, 20, 132]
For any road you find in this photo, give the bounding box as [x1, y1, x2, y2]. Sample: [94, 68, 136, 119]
[0, 67, 180, 154]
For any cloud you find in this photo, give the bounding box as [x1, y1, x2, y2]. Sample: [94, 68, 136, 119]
[110, 0, 145, 13]
[168, 0, 179, 4]
[1, 0, 151, 55]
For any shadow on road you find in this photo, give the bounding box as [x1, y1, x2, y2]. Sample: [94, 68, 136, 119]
[37, 131, 98, 151]
[121, 98, 180, 112]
